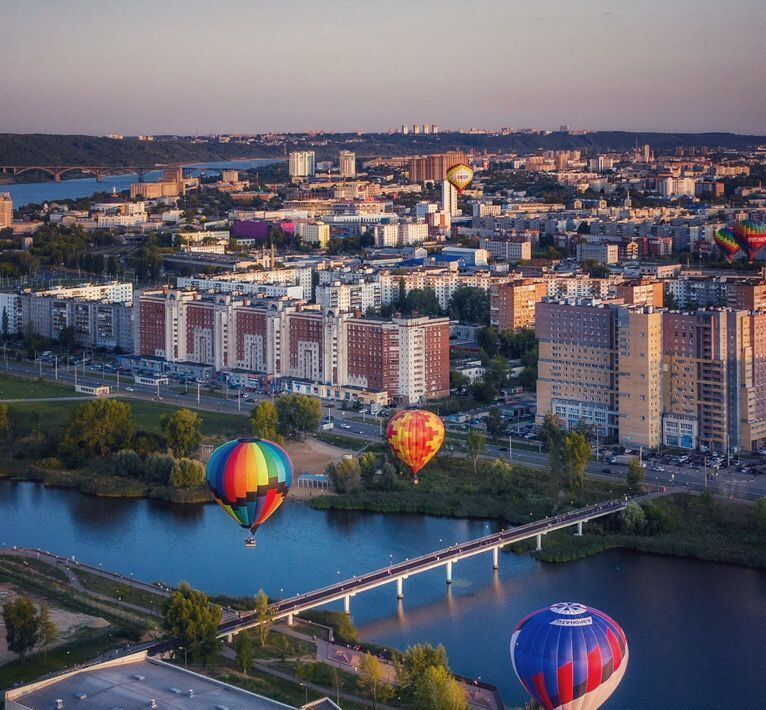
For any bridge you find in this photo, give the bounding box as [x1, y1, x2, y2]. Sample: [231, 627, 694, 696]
[216, 497, 635, 639]
[0, 164, 156, 182]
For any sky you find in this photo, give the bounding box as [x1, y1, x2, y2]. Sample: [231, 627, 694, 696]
[1, 0, 765, 136]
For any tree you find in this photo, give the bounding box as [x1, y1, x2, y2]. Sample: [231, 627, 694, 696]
[485, 406, 504, 439]
[0, 403, 9, 440]
[413, 665, 468, 710]
[161, 408, 202, 457]
[626, 459, 645, 493]
[2, 597, 56, 662]
[466, 429, 486, 474]
[403, 288, 442, 317]
[448, 286, 489, 325]
[399, 643, 450, 693]
[562, 432, 591, 489]
[163, 583, 222, 666]
[250, 400, 282, 443]
[476, 326, 499, 358]
[546, 245, 562, 260]
[358, 452, 378, 480]
[253, 589, 273, 647]
[59, 399, 133, 461]
[169, 458, 205, 489]
[234, 631, 253, 675]
[541, 413, 564, 477]
[327, 458, 362, 493]
[620, 501, 647, 534]
[755, 498, 766, 534]
[275, 394, 322, 439]
[471, 378, 497, 404]
[357, 653, 395, 708]
[486, 458, 513, 494]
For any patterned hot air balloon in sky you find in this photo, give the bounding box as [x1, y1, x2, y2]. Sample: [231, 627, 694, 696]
[510, 602, 628, 710]
[445, 163, 474, 193]
[732, 220, 766, 263]
[714, 227, 741, 263]
[205, 438, 292, 543]
[386, 409, 445, 481]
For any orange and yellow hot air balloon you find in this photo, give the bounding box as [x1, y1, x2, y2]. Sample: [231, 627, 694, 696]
[386, 409, 445, 483]
[445, 163, 474, 194]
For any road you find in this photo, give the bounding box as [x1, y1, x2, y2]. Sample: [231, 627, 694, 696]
[4, 359, 766, 501]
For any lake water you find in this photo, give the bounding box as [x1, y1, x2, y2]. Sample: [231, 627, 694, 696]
[2, 158, 282, 207]
[0, 481, 763, 709]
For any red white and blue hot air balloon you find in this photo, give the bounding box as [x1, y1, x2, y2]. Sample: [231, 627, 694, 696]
[510, 602, 628, 710]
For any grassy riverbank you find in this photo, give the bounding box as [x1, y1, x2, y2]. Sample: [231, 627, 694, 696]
[511, 493, 766, 568]
[311, 454, 626, 523]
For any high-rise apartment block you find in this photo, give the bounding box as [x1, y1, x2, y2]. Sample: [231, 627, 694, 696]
[339, 150, 356, 178]
[0, 193, 12, 228]
[441, 180, 458, 217]
[490, 281, 548, 331]
[536, 299, 766, 453]
[288, 151, 316, 179]
[408, 152, 467, 183]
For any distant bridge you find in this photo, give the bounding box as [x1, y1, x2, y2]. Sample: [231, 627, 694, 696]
[0, 164, 158, 182]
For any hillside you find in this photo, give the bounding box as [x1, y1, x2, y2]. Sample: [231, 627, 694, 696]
[0, 130, 764, 169]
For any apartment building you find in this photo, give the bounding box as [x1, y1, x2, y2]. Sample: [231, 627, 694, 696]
[480, 237, 532, 262]
[176, 267, 313, 301]
[536, 298, 766, 452]
[490, 280, 548, 331]
[379, 270, 495, 310]
[314, 280, 382, 313]
[137, 290, 449, 404]
[0, 193, 13, 228]
[408, 151, 468, 183]
[576, 242, 620, 265]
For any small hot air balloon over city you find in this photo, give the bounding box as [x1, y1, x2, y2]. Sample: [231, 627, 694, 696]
[445, 163, 474, 194]
[510, 602, 629, 710]
[732, 220, 766, 263]
[386, 409, 445, 483]
[714, 227, 741, 263]
[205, 438, 292, 547]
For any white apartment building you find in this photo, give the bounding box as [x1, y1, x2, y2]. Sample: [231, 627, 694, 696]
[374, 223, 400, 247]
[288, 151, 316, 178]
[299, 221, 330, 249]
[399, 221, 429, 245]
[379, 270, 495, 310]
[339, 150, 356, 177]
[176, 267, 313, 300]
[441, 180, 458, 216]
[479, 237, 532, 262]
[314, 280, 382, 313]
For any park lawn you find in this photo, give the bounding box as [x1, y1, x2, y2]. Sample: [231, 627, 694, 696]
[4, 396, 250, 441]
[0, 627, 130, 692]
[0, 373, 77, 399]
[0, 556, 69, 584]
[72, 568, 167, 613]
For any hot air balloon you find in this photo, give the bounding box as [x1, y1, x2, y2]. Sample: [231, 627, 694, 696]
[714, 227, 741, 263]
[445, 163, 474, 193]
[205, 438, 292, 546]
[510, 602, 628, 710]
[386, 409, 445, 483]
[732, 220, 766, 263]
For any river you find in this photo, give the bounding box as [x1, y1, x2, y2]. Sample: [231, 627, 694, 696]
[2, 158, 282, 207]
[0, 481, 763, 709]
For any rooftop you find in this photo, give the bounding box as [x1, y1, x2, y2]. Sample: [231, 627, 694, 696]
[6, 655, 294, 710]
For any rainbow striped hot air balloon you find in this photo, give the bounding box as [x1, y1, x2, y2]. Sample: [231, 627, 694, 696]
[732, 220, 766, 263]
[714, 227, 741, 263]
[445, 163, 474, 193]
[386, 409, 445, 482]
[510, 602, 628, 710]
[205, 438, 292, 544]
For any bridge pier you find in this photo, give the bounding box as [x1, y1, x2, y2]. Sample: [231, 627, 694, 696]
[396, 577, 403, 599]
[53, 173, 61, 182]
[575, 521, 583, 537]
[446, 560, 453, 584]
[226, 633, 233, 644]
[287, 613, 294, 626]
[492, 546, 499, 569]
[343, 594, 350, 615]
[535, 533, 542, 552]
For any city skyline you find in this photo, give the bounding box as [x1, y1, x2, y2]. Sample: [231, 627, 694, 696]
[1, 0, 765, 136]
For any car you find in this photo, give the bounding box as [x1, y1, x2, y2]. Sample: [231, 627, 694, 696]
[602, 467, 611, 473]
[339, 423, 351, 430]
[124, 386, 135, 392]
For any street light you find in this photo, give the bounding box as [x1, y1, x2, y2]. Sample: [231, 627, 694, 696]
[178, 646, 188, 667]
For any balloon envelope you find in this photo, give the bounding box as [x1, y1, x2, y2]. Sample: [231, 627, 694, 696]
[205, 438, 292, 533]
[510, 602, 628, 710]
[714, 227, 741, 263]
[386, 409, 445, 476]
[445, 163, 474, 193]
[732, 220, 766, 263]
